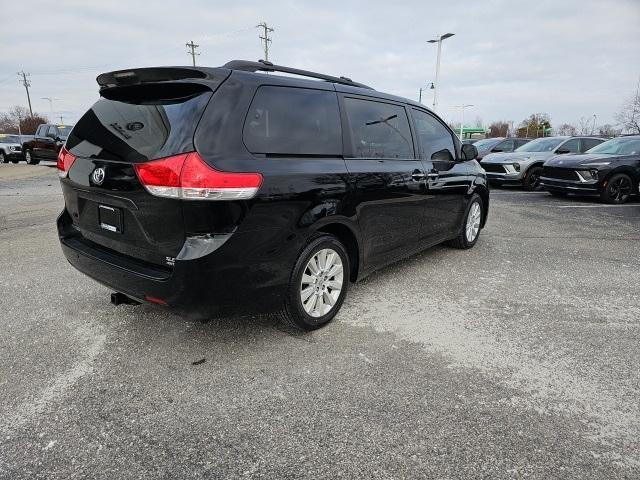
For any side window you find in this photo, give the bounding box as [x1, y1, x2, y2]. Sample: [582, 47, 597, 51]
[47, 126, 58, 138]
[343, 98, 414, 159]
[517, 139, 530, 148]
[243, 86, 342, 155]
[559, 138, 581, 153]
[36, 125, 46, 137]
[496, 139, 514, 152]
[582, 138, 603, 152]
[411, 108, 455, 161]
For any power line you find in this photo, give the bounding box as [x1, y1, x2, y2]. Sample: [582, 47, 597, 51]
[256, 22, 274, 61]
[185, 40, 200, 67]
[17, 71, 33, 118]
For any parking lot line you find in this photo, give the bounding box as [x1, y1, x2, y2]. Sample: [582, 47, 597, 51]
[555, 204, 640, 208]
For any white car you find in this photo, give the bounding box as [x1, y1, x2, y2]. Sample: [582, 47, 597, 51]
[0, 134, 25, 163]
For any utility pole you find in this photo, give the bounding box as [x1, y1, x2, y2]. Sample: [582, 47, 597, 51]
[427, 33, 454, 112]
[17, 71, 33, 117]
[185, 40, 200, 67]
[256, 22, 274, 61]
[59, 115, 64, 125]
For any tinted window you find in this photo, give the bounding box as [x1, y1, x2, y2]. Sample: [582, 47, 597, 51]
[582, 138, 603, 152]
[559, 138, 581, 153]
[344, 98, 413, 159]
[36, 126, 46, 137]
[243, 86, 341, 155]
[411, 109, 455, 161]
[516, 139, 531, 148]
[66, 85, 212, 162]
[47, 126, 58, 137]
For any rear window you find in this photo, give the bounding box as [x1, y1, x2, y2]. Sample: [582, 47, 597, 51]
[66, 84, 212, 162]
[243, 86, 342, 156]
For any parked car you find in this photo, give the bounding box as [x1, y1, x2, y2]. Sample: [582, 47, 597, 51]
[541, 135, 640, 204]
[57, 60, 489, 330]
[461, 139, 479, 145]
[0, 134, 24, 163]
[473, 137, 532, 160]
[480, 136, 605, 190]
[22, 124, 73, 165]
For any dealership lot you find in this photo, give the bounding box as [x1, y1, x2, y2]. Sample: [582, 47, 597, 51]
[0, 164, 639, 478]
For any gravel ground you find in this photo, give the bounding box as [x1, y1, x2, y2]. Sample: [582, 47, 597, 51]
[1, 162, 639, 479]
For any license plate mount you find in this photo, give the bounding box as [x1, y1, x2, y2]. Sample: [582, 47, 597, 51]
[98, 205, 123, 233]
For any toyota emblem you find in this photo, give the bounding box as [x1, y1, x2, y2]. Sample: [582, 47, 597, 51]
[91, 167, 106, 185]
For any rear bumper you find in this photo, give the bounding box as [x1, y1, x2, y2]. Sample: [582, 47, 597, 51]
[539, 177, 600, 194]
[57, 210, 296, 317]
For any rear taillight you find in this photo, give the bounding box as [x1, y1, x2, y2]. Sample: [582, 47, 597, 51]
[57, 146, 77, 178]
[134, 152, 263, 201]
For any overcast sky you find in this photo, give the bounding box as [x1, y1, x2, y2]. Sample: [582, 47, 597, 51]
[1, 0, 639, 130]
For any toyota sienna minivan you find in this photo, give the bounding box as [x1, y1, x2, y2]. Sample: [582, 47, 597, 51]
[57, 60, 489, 330]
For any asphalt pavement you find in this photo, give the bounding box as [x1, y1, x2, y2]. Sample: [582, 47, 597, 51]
[1, 162, 639, 479]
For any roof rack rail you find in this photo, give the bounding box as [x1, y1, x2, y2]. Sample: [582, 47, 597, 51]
[223, 59, 373, 90]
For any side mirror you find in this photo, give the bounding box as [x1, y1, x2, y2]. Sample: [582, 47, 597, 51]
[556, 147, 570, 154]
[460, 143, 478, 161]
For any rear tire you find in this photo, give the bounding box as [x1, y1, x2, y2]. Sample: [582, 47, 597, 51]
[279, 234, 349, 331]
[449, 194, 483, 249]
[523, 166, 542, 191]
[0, 152, 6, 163]
[600, 173, 633, 204]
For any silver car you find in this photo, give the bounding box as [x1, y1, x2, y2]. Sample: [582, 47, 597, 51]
[480, 136, 605, 190]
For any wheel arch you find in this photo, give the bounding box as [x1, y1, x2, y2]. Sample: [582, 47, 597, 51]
[471, 183, 490, 228]
[315, 221, 360, 283]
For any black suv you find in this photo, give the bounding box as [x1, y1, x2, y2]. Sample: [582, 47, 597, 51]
[57, 60, 489, 330]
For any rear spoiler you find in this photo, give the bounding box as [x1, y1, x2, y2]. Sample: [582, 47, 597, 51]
[96, 67, 215, 90]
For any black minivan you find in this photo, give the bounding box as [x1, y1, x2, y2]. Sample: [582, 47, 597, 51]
[57, 60, 489, 330]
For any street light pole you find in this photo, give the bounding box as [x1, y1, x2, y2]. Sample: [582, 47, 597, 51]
[427, 33, 454, 112]
[418, 82, 435, 104]
[41, 97, 58, 116]
[454, 104, 474, 139]
[591, 114, 597, 135]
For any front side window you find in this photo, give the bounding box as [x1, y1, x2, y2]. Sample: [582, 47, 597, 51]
[516, 137, 565, 152]
[411, 108, 455, 161]
[243, 86, 342, 155]
[344, 98, 413, 159]
[47, 126, 58, 138]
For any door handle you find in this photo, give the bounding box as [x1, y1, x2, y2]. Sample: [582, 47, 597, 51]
[427, 172, 439, 179]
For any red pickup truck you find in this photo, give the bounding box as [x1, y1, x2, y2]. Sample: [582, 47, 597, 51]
[22, 123, 74, 165]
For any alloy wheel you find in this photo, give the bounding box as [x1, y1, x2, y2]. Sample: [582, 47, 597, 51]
[25, 151, 31, 164]
[300, 248, 344, 318]
[609, 176, 632, 203]
[465, 201, 482, 243]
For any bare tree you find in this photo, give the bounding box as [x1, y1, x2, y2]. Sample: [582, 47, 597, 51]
[577, 117, 593, 135]
[488, 121, 509, 137]
[0, 106, 48, 135]
[615, 90, 640, 134]
[597, 124, 621, 137]
[516, 113, 551, 138]
[474, 116, 483, 128]
[556, 123, 577, 136]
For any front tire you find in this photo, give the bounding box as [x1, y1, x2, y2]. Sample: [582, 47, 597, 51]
[523, 166, 542, 191]
[279, 234, 350, 330]
[600, 173, 633, 204]
[24, 149, 36, 165]
[0, 151, 6, 163]
[449, 194, 483, 249]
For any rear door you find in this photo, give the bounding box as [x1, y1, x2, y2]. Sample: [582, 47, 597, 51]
[581, 137, 604, 152]
[410, 108, 467, 237]
[340, 95, 427, 267]
[32, 125, 48, 158]
[61, 82, 214, 268]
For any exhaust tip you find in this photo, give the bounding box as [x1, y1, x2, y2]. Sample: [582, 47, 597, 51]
[111, 292, 141, 306]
